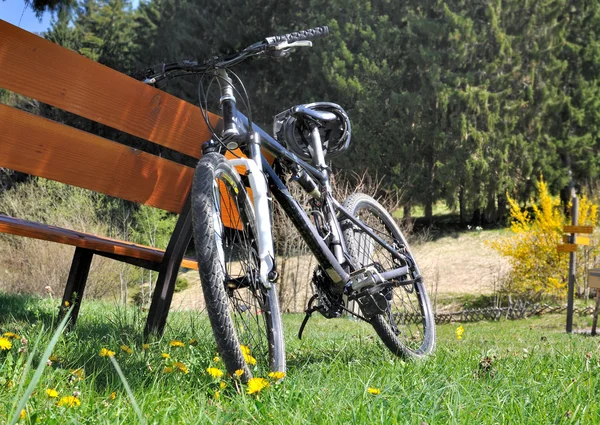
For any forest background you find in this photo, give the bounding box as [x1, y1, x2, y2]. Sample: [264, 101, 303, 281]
[3, 0, 600, 223]
[1, 0, 599, 301]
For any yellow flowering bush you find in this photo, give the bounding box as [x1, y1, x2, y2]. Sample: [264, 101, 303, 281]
[489, 178, 598, 298]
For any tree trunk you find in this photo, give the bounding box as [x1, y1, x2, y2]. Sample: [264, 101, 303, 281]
[424, 200, 433, 224]
[459, 185, 466, 226]
[497, 194, 507, 224]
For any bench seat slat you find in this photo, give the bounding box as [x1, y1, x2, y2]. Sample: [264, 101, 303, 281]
[0, 215, 199, 270]
[0, 104, 193, 213]
[0, 20, 219, 159]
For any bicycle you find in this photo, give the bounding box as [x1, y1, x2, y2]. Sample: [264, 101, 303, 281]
[139, 26, 435, 379]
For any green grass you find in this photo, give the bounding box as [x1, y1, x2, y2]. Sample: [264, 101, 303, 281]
[1, 293, 599, 424]
[393, 202, 454, 219]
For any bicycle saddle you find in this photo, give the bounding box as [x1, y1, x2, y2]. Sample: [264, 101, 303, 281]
[290, 104, 337, 122]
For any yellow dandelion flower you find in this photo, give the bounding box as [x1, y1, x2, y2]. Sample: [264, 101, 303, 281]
[163, 367, 173, 374]
[20, 409, 26, 420]
[161, 353, 171, 359]
[214, 390, 220, 400]
[240, 345, 251, 355]
[109, 391, 117, 400]
[64, 300, 70, 307]
[213, 356, 220, 363]
[0, 337, 12, 351]
[455, 325, 465, 341]
[169, 340, 185, 348]
[246, 377, 269, 395]
[268, 371, 285, 380]
[243, 353, 257, 366]
[46, 388, 59, 398]
[142, 344, 150, 350]
[57, 395, 81, 407]
[70, 368, 85, 381]
[234, 369, 244, 378]
[220, 381, 226, 389]
[6, 380, 13, 388]
[189, 339, 198, 346]
[99, 348, 115, 357]
[120, 345, 133, 354]
[174, 361, 189, 374]
[206, 367, 224, 378]
[367, 387, 381, 395]
[3, 332, 20, 339]
[49, 355, 59, 362]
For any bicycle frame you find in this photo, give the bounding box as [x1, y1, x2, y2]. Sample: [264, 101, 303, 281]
[215, 70, 412, 296]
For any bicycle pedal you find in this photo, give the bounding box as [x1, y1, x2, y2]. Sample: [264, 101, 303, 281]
[355, 291, 388, 320]
[349, 266, 380, 291]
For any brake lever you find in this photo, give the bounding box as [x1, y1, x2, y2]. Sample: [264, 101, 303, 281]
[273, 40, 313, 50]
[143, 73, 168, 89]
[266, 40, 313, 58]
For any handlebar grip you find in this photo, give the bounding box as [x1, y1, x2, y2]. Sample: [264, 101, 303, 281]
[265, 26, 329, 46]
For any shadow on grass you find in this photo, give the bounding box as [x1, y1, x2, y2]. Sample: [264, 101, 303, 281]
[0, 291, 216, 394]
[0, 292, 58, 327]
[410, 213, 507, 242]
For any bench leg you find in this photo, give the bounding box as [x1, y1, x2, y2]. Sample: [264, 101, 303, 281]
[145, 195, 192, 337]
[59, 247, 93, 328]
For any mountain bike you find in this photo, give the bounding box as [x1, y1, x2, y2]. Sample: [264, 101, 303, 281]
[139, 26, 435, 379]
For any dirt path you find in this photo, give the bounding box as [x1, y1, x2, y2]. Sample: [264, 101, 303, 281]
[412, 230, 509, 296]
[170, 230, 510, 312]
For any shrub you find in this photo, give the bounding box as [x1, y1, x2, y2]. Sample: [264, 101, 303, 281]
[489, 178, 598, 299]
[174, 277, 189, 293]
[0, 178, 140, 299]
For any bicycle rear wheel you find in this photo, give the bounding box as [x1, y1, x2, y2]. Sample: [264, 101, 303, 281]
[342, 193, 435, 359]
[191, 153, 285, 379]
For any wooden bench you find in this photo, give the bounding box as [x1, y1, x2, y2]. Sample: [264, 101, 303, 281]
[0, 20, 220, 335]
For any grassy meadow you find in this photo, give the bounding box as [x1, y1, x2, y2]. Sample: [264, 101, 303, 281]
[1, 293, 599, 424]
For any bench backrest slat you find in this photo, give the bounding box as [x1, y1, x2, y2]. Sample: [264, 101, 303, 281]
[0, 104, 192, 213]
[0, 20, 219, 159]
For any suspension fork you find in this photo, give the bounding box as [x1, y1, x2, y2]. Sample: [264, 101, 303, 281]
[217, 69, 276, 288]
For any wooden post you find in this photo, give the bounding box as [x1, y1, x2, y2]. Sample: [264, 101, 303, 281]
[566, 192, 578, 333]
[589, 269, 600, 336]
[60, 248, 94, 328]
[144, 195, 193, 337]
[592, 294, 600, 336]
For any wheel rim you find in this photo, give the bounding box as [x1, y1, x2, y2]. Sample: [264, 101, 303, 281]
[349, 202, 429, 353]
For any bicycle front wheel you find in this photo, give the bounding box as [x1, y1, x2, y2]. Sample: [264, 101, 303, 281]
[342, 193, 435, 359]
[191, 153, 285, 379]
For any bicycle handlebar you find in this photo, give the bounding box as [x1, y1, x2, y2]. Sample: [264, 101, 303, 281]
[134, 25, 329, 84]
[264, 26, 329, 46]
